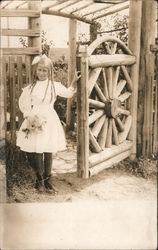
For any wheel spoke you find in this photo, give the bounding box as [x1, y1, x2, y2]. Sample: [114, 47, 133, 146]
[91, 115, 105, 138]
[89, 109, 104, 125]
[115, 79, 126, 98]
[118, 92, 131, 102]
[113, 66, 120, 97]
[98, 116, 108, 148]
[94, 83, 107, 102]
[121, 65, 133, 92]
[105, 118, 113, 147]
[118, 115, 132, 143]
[89, 129, 102, 153]
[112, 119, 119, 145]
[111, 42, 117, 55]
[89, 98, 105, 109]
[88, 68, 102, 96]
[115, 117, 124, 132]
[102, 68, 109, 100]
[106, 67, 113, 99]
[116, 107, 130, 116]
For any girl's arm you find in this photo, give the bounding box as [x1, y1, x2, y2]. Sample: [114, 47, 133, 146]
[55, 71, 81, 99]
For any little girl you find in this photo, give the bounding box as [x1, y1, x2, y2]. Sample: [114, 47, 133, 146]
[16, 54, 79, 193]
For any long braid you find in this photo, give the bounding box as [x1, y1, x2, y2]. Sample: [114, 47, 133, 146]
[50, 67, 56, 103]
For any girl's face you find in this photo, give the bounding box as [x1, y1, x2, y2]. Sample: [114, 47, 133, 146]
[36, 65, 49, 81]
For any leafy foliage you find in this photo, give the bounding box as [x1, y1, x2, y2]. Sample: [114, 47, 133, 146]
[98, 13, 128, 45]
[19, 30, 54, 55]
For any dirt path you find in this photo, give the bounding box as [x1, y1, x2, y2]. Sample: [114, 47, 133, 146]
[7, 136, 157, 203]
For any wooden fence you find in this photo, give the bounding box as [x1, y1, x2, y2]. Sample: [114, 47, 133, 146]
[2, 55, 31, 147]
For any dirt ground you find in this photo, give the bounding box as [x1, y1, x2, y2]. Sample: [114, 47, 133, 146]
[7, 135, 157, 203]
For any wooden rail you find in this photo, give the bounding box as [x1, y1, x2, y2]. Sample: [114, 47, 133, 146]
[1, 10, 40, 17]
[89, 54, 136, 68]
[2, 29, 40, 37]
[2, 48, 40, 55]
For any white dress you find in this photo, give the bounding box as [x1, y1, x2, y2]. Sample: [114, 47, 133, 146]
[16, 79, 75, 153]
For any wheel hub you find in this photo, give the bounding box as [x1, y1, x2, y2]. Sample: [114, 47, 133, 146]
[104, 99, 121, 118]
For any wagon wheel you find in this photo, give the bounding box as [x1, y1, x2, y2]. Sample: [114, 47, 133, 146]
[87, 36, 133, 153]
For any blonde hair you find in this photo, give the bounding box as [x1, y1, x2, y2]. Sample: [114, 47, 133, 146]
[30, 58, 56, 103]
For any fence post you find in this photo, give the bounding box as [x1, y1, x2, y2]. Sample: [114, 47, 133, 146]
[137, 0, 157, 156]
[77, 46, 89, 178]
[66, 18, 77, 131]
[128, 0, 142, 159]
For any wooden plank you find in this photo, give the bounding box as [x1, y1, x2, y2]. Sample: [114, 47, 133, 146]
[128, 0, 142, 158]
[89, 54, 136, 68]
[1, 10, 40, 17]
[2, 48, 40, 55]
[1, 57, 7, 145]
[71, 1, 94, 14]
[89, 150, 131, 176]
[25, 56, 31, 86]
[93, 1, 129, 20]
[2, 29, 40, 37]
[58, 0, 81, 11]
[77, 47, 89, 178]
[89, 140, 132, 167]
[153, 80, 157, 154]
[17, 56, 24, 129]
[9, 56, 16, 145]
[42, 9, 93, 25]
[88, 68, 102, 96]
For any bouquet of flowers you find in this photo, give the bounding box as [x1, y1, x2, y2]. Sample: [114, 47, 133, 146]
[22, 115, 47, 138]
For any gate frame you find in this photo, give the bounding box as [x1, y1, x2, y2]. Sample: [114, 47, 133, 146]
[77, 36, 139, 178]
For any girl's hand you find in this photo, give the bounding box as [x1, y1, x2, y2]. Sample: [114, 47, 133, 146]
[71, 71, 81, 87]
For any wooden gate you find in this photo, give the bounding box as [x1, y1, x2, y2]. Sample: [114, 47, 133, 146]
[77, 36, 136, 178]
[1, 2, 41, 164]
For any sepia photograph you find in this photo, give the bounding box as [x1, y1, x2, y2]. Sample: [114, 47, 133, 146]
[0, 0, 157, 249]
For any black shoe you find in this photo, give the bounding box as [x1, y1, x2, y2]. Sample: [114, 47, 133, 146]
[44, 175, 58, 194]
[35, 178, 45, 193]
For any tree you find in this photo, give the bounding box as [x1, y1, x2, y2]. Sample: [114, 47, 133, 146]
[98, 13, 128, 45]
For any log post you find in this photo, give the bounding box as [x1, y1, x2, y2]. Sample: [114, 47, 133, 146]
[137, 0, 156, 156]
[28, 1, 41, 61]
[66, 18, 77, 131]
[128, 0, 142, 159]
[77, 46, 89, 178]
